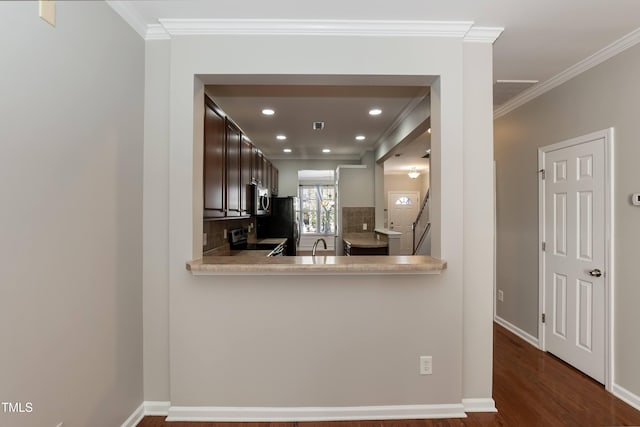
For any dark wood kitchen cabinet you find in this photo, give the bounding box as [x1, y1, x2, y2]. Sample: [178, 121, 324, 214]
[271, 164, 279, 196]
[203, 98, 226, 218]
[203, 94, 280, 219]
[225, 118, 242, 217]
[263, 157, 271, 193]
[240, 136, 253, 215]
[254, 150, 264, 185]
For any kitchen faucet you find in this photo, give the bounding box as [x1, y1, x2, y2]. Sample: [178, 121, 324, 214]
[311, 238, 327, 256]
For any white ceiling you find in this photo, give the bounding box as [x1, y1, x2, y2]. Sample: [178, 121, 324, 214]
[205, 84, 428, 162]
[117, 0, 640, 171]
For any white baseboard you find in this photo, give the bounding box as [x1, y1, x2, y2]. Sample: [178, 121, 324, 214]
[121, 401, 170, 426]
[612, 383, 640, 412]
[121, 403, 145, 427]
[494, 316, 540, 349]
[462, 398, 497, 413]
[144, 400, 171, 416]
[166, 404, 467, 422]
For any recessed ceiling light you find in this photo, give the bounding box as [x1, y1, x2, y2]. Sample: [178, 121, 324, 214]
[355, 135, 366, 141]
[262, 108, 275, 116]
[322, 149, 331, 153]
[276, 134, 287, 140]
[283, 148, 292, 153]
[369, 108, 382, 116]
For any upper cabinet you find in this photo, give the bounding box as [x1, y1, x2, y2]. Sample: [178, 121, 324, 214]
[203, 95, 278, 219]
[271, 163, 279, 196]
[203, 98, 226, 218]
[225, 118, 242, 217]
[240, 136, 253, 216]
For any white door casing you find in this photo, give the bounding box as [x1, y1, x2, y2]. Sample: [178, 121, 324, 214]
[388, 191, 420, 255]
[539, 128, 613, 388]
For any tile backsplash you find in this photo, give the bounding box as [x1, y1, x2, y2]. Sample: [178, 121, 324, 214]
[203, 217, 256, 252]
[342, 207, 375, 233]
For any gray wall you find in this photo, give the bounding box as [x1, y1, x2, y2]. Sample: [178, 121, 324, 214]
[271, 158, 359, 196]
[146, 31, 494, 412]
[494, 43, 640, 397]
[0, 2, 144, 426]
[143, 40, 172, 401]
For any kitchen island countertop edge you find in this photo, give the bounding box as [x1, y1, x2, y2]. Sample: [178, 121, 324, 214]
[186, 255, 447, 275]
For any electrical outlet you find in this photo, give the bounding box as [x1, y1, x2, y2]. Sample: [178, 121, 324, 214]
[223, 229, 227, 239]
[362, 223, 367, 231]
[498, 290, 504, 302]
[420, 356, 432, 375]
[203, 233, 207, 246]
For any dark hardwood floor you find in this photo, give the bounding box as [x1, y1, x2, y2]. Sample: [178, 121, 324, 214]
[138, 323, 640, 427]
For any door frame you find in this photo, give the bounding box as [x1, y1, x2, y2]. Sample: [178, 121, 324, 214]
[538, 128, 614, 391]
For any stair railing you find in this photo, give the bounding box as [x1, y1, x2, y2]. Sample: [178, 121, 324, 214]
[412, 189, 430, 255]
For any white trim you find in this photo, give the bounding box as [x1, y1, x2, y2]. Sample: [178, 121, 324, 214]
[612, 383, 640, 412]
[105, 1, 148, 39]
[537, 146, 546, 352]
[606, 131, 615, 393]
[166, 404, 466, 422]
[495, 27, 640, 118]
[146, 24, 171, 41]
[462, 398, 497, 413]
[158, 19, 475, 38]
[120, 403, 144, 427]
[463, 27, 504, 43]
[494, 316, 540, 349]
[144, 401, 171, 416]
[493, 161, 497, 321]
[538, 128, 614, 391]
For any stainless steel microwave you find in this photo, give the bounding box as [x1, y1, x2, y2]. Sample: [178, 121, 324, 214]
[251, 184, 271, 216]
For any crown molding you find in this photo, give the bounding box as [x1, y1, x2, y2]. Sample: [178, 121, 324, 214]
[105, 1, 148, 39]
[494, 26, 640, 118]
[158, 19, 474, 37]
[464, 27, 504, 43]
[106, 6, 502, 43]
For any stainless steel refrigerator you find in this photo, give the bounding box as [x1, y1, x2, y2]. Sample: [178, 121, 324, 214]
[256, 196, 299, 255]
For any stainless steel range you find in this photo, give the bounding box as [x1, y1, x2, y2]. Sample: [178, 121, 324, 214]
[228, 228, 285, 256]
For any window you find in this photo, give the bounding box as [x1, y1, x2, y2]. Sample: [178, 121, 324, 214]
[300, 185, 335, 234]
[395, 196, 413, 205]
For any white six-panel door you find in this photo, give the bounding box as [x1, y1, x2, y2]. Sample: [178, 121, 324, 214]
[388, 191, 420, 255]
[542, 135, 606, 383]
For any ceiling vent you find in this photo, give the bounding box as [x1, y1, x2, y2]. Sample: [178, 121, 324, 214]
[312, 121, 325, 130]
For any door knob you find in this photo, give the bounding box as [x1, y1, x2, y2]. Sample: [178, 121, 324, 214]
[588, 269, 602, 278]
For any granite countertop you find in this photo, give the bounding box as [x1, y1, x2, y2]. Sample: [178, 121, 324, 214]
[253, 238, 287, 245]
[228, 250, 273, 257]
[374, 228, 402, 236]
[342, 233, 388, 248]
[187, 255, 446, 275]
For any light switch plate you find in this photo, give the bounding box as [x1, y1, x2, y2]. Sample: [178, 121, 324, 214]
[39, 0, 56, 26]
